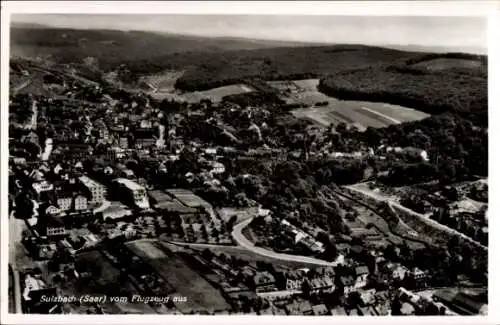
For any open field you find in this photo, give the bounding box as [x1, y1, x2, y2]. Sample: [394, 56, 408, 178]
[268, 79, 429, 130]
[140, 71, 185, 92]
[411, 58, 483, 71]
[126, 240, 230, 313]
[71, 250, 157, 314]
[177, 243, 318, 271]
[150, 83, 253, 103]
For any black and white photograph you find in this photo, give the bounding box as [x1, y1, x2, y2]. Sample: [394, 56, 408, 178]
[1, 1, 496, 323]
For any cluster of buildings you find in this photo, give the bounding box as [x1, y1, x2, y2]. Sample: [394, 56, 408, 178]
[280, 220, 325, 254]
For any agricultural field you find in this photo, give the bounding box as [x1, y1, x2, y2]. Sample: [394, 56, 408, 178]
[411, 58, 483, 71]
[268, 79, 429, 130]
[139, 71, 185, 93]
[150, 83, 253, 103]
[126, 240, 231, 314]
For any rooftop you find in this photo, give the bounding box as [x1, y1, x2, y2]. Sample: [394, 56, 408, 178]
[114, 178, 145, 191]
[79, 175, 105, 189]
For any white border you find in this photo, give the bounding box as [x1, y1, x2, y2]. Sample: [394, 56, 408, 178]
[1, 2, 498, 325]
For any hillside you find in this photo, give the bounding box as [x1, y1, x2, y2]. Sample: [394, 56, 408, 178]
[10, 26, 325, 63]
[318, 52, 488, 125]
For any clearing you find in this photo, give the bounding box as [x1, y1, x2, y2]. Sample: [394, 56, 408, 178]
[149, 83, 254, 103]
[267, 79, 429, 130]
[411, 58, 483, 71]
[126, 239, 231, 313]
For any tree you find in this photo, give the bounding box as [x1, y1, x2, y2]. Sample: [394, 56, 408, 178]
[201, 248, 214, 261]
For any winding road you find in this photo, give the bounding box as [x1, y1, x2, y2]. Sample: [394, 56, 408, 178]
[230, 218, 341, 267]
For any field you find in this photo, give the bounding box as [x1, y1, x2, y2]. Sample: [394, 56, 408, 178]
[268, 79, 429, 130]
[178, 243, 318, 271]
[126, 240, 231, 313]
[411, 58, 483, 71]
[149, 83, 253, 103]
[70, 250, 157, 314]
[139, 71, 185, 93]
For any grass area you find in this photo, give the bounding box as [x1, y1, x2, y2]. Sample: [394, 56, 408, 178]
[269, 79, 429, 129]
[150, 83, 253, 103]
[140, 71, 185, 92]
[126, 240, 230, 313]
[411, 58, 482, 71]
[185, 244, 317, 271]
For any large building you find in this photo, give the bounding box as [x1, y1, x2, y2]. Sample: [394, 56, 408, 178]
[78, 175, 107, 204]
[114, 178, 150, 209]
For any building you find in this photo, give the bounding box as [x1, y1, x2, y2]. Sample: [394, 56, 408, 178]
[354, 265, 369, 289]
[339, 276, 356, 296]
[210, 162, 226, 174]
[305, 275, 335, 294]
[286, 269, 307, 291]
[253, 271, 277, 292]
[79, 176, 107, 204]
[284, 299, 313, 315]
[384, 262, 408, 280]
[312, 304, 330, 316]
[57, 195, 72, 212]
[33, 181, 53, 195]
[114, 178, 150, 209]
[45, 217, 67, 237]
[74, 194, 88, 211]
[360, 288, 377, 305]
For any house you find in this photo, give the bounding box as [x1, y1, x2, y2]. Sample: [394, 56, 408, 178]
[113, 178, 150, 209]
[33, 181, 53, 195]
[359, 288, 377, 305]
[74, 194, 88, 211]
[284, 299, 313, 315]
[354, 265, 369, 289]
[38, 215, 67, 237]
[311, 304, 329, 316]
[56, 195, 73, 212]
[339, 276, 356, 296]
[305, 276, 335, 294]
[79, 176, 107, 204]
[385, 262, 408, 280]
[210, 162, 226, 174]
[253, 271, 276, 292]
[410, 267, 427, 280]
[286, 269, 307, 290]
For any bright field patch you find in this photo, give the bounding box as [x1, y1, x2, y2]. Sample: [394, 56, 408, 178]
[268, 79, 430, 129]
[150, 83, 253, 103]
[140, 71, 185, 92]
[411, 58, 483, 71]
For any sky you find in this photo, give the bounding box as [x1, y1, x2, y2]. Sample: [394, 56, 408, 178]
[11, 14, 488, 53]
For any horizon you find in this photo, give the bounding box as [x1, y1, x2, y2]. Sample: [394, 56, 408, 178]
[11, 14, 488, 54]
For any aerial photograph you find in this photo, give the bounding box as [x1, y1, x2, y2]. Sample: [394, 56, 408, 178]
[6, 11, 488, 317]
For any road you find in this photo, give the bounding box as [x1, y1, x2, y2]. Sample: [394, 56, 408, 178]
[231, 218, 340, 267]
[345, 185, 487, 250]
[12, 79, 32, 95]
[9, 211, 26, 314]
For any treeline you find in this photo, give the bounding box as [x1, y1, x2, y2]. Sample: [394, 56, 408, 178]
[318, 63, 487, 125]
[403, 52, 487, 66]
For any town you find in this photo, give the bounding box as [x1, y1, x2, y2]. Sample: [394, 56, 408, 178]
[8, 17, 488, 317]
